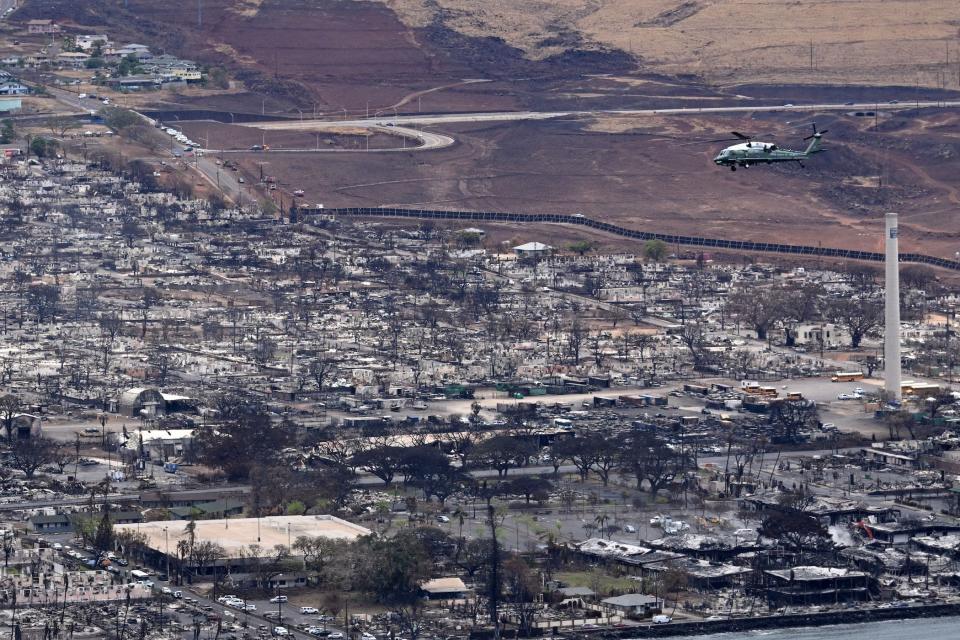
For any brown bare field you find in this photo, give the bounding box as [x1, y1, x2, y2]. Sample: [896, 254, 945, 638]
[23, 0, 960, 263]
[380, 0, 960, 88]
[240, 108, 960, 260]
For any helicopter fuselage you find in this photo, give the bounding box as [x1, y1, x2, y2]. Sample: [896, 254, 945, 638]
[713, 132, 824, 171]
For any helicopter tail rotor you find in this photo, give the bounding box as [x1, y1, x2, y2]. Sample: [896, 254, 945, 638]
[803, 123, 829, 140]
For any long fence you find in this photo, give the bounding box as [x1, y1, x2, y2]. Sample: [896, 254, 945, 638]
[320, 207, 960, 271]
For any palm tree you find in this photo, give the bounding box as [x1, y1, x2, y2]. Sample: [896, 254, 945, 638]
[594, 513, 609, 539]
[176, 539, 190, 585]
[453, 506, 467, 541]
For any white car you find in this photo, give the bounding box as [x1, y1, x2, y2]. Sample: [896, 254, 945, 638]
[652, 615, 672, 624]
[273, 627, 289, 637]
[361, 634, 376, 640]
[436, 515, 450, 523]
[243, 603, 257, 611]
[270, 595, 288, 603]
[328, 634, 344, 640]
[161, 587, 173, 595]
[300, 607, 319, 615]
[837, 393, 857, 400]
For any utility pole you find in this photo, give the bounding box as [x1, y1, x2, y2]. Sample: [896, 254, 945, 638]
[487, 505, 500, 631]
[198, 0, 202, 28]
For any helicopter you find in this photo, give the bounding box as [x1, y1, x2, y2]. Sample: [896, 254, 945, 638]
[711, 123, 827, 171]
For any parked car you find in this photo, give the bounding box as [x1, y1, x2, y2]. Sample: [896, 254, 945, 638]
[652, 615, 672, 624]
[270, 596, 288, 604]
[273, 627, 289, 636]
[300, 607, 319, 615]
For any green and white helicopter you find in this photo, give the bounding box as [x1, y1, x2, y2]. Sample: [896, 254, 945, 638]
[711, 123, 827, 171]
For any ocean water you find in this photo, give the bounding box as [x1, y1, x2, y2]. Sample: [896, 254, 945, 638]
[627, 616, 960, 640]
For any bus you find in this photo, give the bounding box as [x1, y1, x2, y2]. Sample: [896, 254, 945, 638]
[831, 371, 864, 382]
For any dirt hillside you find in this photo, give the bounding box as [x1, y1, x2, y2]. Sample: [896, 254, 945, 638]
[378, 0, 960, 88]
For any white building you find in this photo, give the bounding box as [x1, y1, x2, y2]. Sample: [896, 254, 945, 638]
[513, 242, 552, 258]
[795, 323, 847, 348]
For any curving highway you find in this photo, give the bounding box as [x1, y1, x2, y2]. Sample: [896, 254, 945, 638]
[209, 124, 454, 154]
[226, 98, 960, 154]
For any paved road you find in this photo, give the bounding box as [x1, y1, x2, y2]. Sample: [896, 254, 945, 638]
[211, 124, 454, 154]
[249, 100, 960, 131]
[45, 86, 101, 114]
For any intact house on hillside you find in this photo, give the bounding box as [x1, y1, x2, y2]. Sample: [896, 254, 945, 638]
[25, 20, 61, 34]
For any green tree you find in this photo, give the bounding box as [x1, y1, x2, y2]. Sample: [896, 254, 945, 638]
[191, 398, 295, 480]
[293, 536, 346, 586]
[117, 53, 142, 77]
[473, 435, 536, 476]
[101, 107, 142, 131]
[285, 499, 306, 515]
[356, 532, 433, 640]
[567, 240, 594, 256]
[29, 136, 58, 158]
[759, 510, 831, 558]
[644, 239, 668, 262]
[0, 119, 14, 144]
[94, 508, 114, 552]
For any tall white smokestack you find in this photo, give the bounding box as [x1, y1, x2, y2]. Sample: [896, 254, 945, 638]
[884, 212, 901, 401]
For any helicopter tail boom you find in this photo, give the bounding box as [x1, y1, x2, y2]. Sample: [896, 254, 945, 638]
[803, 133, 824, 155]
[802, 123, 827, 155]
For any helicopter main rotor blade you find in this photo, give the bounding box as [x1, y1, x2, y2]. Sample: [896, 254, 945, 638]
[679, 137, 742, 146]
[803, 129, 828, 140]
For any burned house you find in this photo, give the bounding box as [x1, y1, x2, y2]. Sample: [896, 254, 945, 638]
[763, 566, 874, 606]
